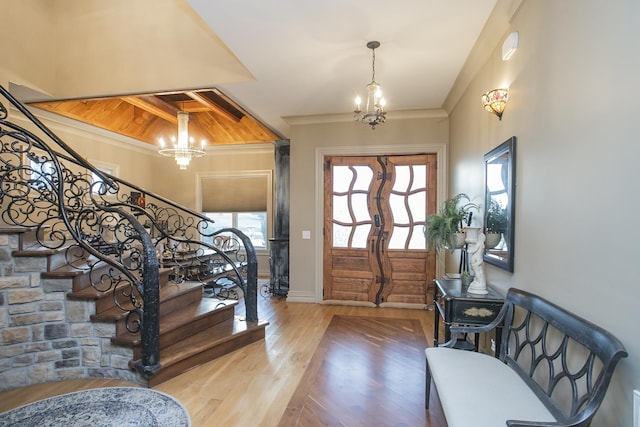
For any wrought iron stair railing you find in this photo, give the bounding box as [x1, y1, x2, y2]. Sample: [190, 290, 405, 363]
[0, 86, 259, 379]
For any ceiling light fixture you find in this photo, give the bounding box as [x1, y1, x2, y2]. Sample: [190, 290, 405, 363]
[354, 41, 387, 129]
[158, 111, 206, 170]
[481, 88, 509, 120]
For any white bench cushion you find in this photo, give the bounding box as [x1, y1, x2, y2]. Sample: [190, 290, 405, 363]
[426, 347, 557, 427]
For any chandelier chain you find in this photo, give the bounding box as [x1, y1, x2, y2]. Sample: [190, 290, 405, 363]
[371, 48, 376, 83]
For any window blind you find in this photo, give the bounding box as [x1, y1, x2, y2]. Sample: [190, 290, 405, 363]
[201, 176, 268, 212]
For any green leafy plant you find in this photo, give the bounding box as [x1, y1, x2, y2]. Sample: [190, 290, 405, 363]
[461, 269, 473, 286]
[425, 193, 478, 253]
[485, 198, 508, 234]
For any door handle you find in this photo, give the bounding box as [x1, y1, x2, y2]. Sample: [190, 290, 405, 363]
[374, 214, 380, 227]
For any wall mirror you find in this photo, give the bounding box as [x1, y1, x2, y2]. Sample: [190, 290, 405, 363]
[483, 136, 516, 271]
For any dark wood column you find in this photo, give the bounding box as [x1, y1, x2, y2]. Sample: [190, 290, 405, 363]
[269, 139, 290, 296]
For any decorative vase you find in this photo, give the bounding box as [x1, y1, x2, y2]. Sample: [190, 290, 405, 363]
[444, 232, 467, 251]
[454, 232, 467, 248]
[485, 232, 501, 249]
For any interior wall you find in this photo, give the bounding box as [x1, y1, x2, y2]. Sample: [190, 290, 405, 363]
[446, 0, 640, 425]
[288, 114, 449, 302]
[0, 0, 55, 93]
[8, 111, 158, 189]
[52, 0, 252, 98]
[0, 0, 252, 99]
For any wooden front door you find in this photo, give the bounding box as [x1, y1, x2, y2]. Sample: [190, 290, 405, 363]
[323, 154, 437, 306]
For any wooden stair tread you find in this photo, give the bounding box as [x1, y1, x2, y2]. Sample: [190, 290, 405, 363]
[133, 316, 269, 386]
[69, 278, 199, 301]
[156, 281, 204, 309]
[156, 316, 268, 366]
[67, 286, 111, 300]
[42, 269, 88, 278]
[111, 298, 238, 346]
[155, 297, 237, 330]
[42, 257, 173, 278]
[40, 255, 103, 277]
[12, 245, 63, 257]
[91, 302, 137, 321]
[0, 225, 28, 234]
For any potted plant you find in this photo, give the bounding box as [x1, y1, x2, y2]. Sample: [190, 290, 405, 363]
[485, 198, 508, 249]
[425, 193, 478, 254]
[461, 270, 473, 287]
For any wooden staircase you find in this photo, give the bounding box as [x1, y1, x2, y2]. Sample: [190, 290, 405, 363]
[11, 228, 268, 387]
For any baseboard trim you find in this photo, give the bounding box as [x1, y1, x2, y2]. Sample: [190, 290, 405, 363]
[321, 300, 377, 307]
[379, 302, 433, 310]
[285, 290, 316, 303]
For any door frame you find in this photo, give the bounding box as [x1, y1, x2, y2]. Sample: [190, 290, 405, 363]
[314, 143, 448, 304]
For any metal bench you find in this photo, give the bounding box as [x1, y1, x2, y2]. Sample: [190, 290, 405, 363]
[425, 288, 627, 427]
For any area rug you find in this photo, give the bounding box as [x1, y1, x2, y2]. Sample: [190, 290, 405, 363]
[0, 387, 191, 427]
[278, 315, 431, 427]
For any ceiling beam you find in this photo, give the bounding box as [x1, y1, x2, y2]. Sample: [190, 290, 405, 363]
[186, 91, 240, 123]
[122, 96, 179, 123]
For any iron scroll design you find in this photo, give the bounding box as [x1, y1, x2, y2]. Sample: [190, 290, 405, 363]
[0, 87, 162, 376]
[0, 86, 258, 379]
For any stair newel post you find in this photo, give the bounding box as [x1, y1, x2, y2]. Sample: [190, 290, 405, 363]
[237, 231, 258, 323]
[244, 238, 259, 323]
[217, 228, 258, 323]
[135, 226, 162, 378]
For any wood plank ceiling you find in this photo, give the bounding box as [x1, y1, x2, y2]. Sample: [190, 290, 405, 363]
[29, 89, 281, 147]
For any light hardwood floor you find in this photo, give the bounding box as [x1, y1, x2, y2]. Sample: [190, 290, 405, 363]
[0, 295, 443, 426]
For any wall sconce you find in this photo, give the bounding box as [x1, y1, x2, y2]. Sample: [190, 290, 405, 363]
[481, 88, 509, 120]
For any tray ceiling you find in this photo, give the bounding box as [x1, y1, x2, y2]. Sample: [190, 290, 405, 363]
[29, 89, 281, 147]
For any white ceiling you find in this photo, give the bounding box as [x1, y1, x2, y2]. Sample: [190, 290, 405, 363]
[186, 0, 498, 138]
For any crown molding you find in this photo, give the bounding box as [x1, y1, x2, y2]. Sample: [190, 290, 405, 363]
[283, 108, 448, 126]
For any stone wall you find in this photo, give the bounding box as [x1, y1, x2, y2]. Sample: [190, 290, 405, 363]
[0, 231, 143, 391]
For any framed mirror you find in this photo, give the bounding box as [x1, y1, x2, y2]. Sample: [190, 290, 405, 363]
[483, 136, 516, 271]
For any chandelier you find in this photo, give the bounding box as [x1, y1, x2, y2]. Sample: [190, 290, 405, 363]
[353, 41, 387, 129]
[158, 111, 206, 170]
